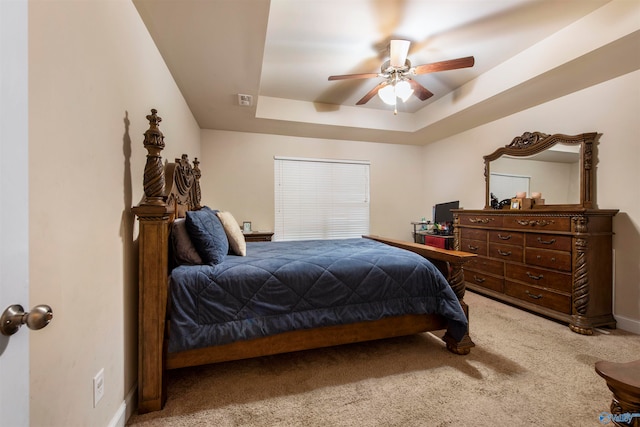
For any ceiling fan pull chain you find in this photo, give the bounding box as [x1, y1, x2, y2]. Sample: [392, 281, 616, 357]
[393, 73, 398, 115]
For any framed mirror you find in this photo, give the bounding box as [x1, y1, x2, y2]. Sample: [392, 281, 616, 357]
[483, 131, 597, 210]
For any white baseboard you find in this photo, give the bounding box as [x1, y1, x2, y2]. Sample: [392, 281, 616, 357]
[615, 313, 640, 335]
[108, 402, 126, 427]
[109, 385, 137, 427]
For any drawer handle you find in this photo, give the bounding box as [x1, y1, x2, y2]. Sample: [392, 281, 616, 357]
[469, 217, 494, 224]
[526, 271, 544, 280]
[537, 237, 556, 245]
[497, 234, 511, 240]
[498, 249, 512, 256]
[525, 290, 543, 299]
[473, 275, 485, 283]
[467, 244, 479, 251]
[516, 219, 555, 227]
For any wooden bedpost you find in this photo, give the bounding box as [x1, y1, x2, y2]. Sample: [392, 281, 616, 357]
[441, 256, 475, 355]
[191, 157, 202, 210]
[140, 109, 166, 206]
[132, 109, 173, 413]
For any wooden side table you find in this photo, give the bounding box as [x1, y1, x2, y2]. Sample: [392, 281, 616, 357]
[595, 359, 640, 426]
[243, 231, 274, 242]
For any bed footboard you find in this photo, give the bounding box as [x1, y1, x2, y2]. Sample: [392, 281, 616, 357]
[363, 235, 476, 354]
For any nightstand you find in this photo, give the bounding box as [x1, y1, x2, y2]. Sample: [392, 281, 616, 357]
[243, 231, 274, 242]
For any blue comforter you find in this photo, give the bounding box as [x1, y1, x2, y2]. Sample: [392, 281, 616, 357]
[168, 238, 468, 353]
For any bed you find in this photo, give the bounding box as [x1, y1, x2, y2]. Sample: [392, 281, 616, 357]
[132, 109, 476, 413]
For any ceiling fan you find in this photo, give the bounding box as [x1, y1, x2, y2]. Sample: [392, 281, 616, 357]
[328, 40, 475, 113]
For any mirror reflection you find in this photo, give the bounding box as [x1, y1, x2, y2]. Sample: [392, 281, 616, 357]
[488, 143, 581, 205]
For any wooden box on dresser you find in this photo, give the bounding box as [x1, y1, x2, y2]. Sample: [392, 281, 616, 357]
[454, 209, 617, 334]
[455, 131, 619, 335]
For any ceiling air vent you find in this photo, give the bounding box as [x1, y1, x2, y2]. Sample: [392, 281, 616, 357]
[237, 94, 253, 106]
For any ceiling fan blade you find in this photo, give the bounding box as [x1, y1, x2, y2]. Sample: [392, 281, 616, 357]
[328, 73, 380, 81]
[413, 56, 475, 75]
[356, 81, 388, 105]
[408, 79, 434, 101]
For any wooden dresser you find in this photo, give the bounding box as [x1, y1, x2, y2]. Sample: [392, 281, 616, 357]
[454, 209, 617, 334]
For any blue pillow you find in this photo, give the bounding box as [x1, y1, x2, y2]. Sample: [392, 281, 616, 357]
[185, 206, 229, 265]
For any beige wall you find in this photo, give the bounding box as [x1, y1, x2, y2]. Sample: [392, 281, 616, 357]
[421, 70, 640, 331]
[200, 131, 426, 241]
[28, 1, 200, 426]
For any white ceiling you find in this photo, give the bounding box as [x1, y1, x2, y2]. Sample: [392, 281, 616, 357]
[133, 0, 638, 145]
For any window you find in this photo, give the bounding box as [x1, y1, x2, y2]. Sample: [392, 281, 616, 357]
[274, 157, 370, 241]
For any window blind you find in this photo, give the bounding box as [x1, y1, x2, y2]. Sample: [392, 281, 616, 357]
[274, 157, 370, 241]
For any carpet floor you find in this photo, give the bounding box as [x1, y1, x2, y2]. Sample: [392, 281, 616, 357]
[127, 291, 640, 426]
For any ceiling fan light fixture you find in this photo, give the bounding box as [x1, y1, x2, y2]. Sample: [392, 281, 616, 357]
[389, 40, 410, 68]
[395, 80, 413, 102]
[378, 84, 396, 105]
[378, 79, 414, 105]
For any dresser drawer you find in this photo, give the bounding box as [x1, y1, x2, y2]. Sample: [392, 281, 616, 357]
[458, 215, 503, 228]
[503, 216, 570, 232]
[489, 230, 524, 246]
[505, 263, 571, 293]
[505, 281, 571, 314]
[526, 233, 572, 251]
[466, 255, 504, 276]
[526, 248, 572, 272]
[466, 270, 504, 293]
[489, 243, 523, 262]
[461, 227, 487, 241]
[460, 238, 487, 256]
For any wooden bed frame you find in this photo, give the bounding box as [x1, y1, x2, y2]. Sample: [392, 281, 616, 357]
[132, 109, 476, 413]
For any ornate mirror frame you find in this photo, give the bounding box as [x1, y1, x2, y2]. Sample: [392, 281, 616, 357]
[483, 131, 597, 210]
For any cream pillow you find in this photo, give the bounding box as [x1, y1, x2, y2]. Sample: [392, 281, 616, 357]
[216, 211, 247, 256]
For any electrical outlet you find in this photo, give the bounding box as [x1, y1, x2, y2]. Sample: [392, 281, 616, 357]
[93, 368, 104, 408]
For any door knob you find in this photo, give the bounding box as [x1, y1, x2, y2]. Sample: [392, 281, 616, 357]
[1, 304, 53, 336]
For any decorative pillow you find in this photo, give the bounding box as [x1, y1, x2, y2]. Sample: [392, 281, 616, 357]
[216, 211, 247, 256]
[185, 206, 229, 265]
[171, 218, 203, 265]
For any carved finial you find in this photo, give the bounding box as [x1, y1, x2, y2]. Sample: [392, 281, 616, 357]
[508, 131, 549, 149]
[191, 158, 202, 209]
[144, 109, 165, 150]
[146, 108, 161, 126]
[141, 109, 166, 206]
[192, 158, 201, 179]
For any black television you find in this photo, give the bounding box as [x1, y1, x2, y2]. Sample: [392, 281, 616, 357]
[433, 200, 459, 226]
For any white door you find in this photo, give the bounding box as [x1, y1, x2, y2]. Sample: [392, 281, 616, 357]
[0, 1, 30, 426]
